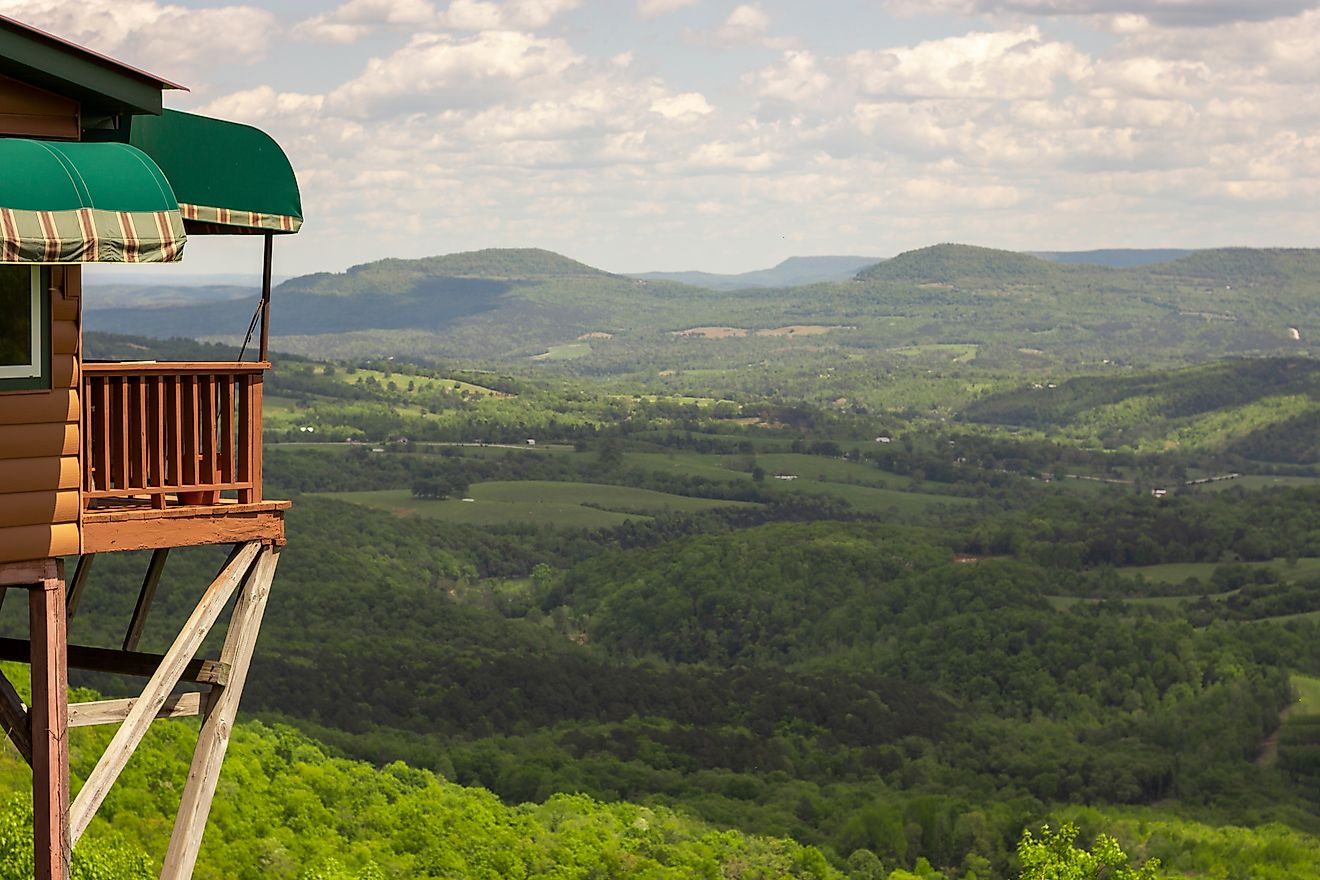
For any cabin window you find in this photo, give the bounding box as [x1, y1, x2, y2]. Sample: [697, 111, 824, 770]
[0, 266, 49, 391]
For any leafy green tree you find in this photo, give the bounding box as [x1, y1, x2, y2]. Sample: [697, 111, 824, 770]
[1017, 823, 1159, 880]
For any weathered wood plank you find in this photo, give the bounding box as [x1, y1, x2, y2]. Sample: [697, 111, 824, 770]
[69, 542, 259, 846]
[29, 578, 69, 880]
[0, 558, 60, 588]
[81, 510, 284, 554]
[122, 548, 168, 652]
[161, 545, 278, 880]
[69, 692, 203, 729]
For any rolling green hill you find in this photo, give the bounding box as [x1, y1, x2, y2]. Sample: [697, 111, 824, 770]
[960, 358, 1320, 460]
[857, 243, 1064, 283]
[83, 244, 1320, 407]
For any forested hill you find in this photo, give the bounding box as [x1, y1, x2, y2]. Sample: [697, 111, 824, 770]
[856, 244, 1063, 283]
[83, 243, 1320, 370]
[281, 248, 613, 297]
[961, 357, 1320, 461]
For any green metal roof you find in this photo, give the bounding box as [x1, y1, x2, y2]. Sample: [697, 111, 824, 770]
[0, 140, 185, 263]
[127, 110, 303, 235]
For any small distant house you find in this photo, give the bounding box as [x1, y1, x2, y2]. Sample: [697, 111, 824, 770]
[526, 438, 536, 446]
[1152, 489, 1168, 498]
[875, 436, 891, 444]
[774, 474, 799, 481]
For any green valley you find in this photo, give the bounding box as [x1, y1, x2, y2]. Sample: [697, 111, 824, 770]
[27, 245, 1320, 879]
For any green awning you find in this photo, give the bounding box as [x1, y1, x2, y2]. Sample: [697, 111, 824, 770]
[0, 139, 185, 263]
[127, 109, 302, 235]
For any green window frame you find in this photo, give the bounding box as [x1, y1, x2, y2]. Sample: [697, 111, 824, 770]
[0, 266, 51, 392]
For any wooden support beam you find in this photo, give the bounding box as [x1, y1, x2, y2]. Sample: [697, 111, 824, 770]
[122, 548, 168, 651]
[69, 542, 260, 847]
[0, 639, 228, 687]
[162, 545, 279, 880]
[259, 233, 273, 362]
[0, 559, 60, 588]
[65, 555, 93, 619]
[29, 577, 69, 880]
[0, 667, 31, 766]
[68, 692, 203, 729]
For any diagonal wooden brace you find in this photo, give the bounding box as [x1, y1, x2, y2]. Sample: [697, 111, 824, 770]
[161, 544, 279, 879]
[0, 667, 31, 766]
[68, 542, 260, 847]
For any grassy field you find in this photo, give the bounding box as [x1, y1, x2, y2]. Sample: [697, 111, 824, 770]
[317, 481, 758, 529]
[1292, 674, 1320, 709]
[749, 453, 917, 489]
[1047, 590, 1240, 611]
[532, 343, 591, 361]
[764, 477, 972, 516]
[317, 366, 509, 397]
[888, 343, 979, 362]
[1116, 557, 1320, 585]
[621, 450, 970, 517]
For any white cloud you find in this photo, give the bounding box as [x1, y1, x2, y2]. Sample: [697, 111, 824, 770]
[150, 1, 1320, 275]
[0, 0, 276, 74]
[686, 3, 794, 48]
[294, 0, 437, 43]
[637, 0, 699, 19]
[650, 92, 714, 118]
[847, 27, 1090, 100]
[438, 0, 582, 30]
[327, 30, 584, 117]
[885, 0, 1318, 27]
[746, 50, 832, 103]
[717, 3, 769, 43]
[198, 85, 326, 127]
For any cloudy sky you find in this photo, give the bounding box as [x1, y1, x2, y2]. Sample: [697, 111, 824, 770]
[5, 0, 1320, 276]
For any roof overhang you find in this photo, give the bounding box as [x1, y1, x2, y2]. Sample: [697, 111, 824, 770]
[0, 139, 186, 263]
[124, 110, 303, 235]
[0, 15, 185, 119]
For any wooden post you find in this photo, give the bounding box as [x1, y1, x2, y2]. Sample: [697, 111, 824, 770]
[29, 576, 69, 880]
[258, 234, 273, 362]
[161, 545, 278, 880]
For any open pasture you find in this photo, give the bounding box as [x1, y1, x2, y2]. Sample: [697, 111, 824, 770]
[318, 480, 758, 529]
[1117, 557, 1320, 585]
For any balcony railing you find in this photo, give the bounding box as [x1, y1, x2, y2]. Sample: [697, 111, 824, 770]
[82, 362, 265, 510]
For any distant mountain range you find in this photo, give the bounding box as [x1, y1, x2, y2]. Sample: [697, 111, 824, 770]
[83, 244, 1318, 369]
[628, 249, 1200, 290]
[629, 256, 884, 290]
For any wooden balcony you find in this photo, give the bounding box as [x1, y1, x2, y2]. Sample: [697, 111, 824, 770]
[80, 362, 286, 553]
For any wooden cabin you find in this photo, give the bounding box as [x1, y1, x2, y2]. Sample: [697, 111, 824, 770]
[0, 15, 302, 879]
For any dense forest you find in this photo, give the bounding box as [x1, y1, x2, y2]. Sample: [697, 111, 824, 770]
[11, 318, 1320, 877]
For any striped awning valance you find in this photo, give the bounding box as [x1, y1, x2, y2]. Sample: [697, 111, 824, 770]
[0, 139, 186, 263]
[127, 110, 303, 236]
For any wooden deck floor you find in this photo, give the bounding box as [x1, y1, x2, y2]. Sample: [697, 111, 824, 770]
[82, 498, 288, 553]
